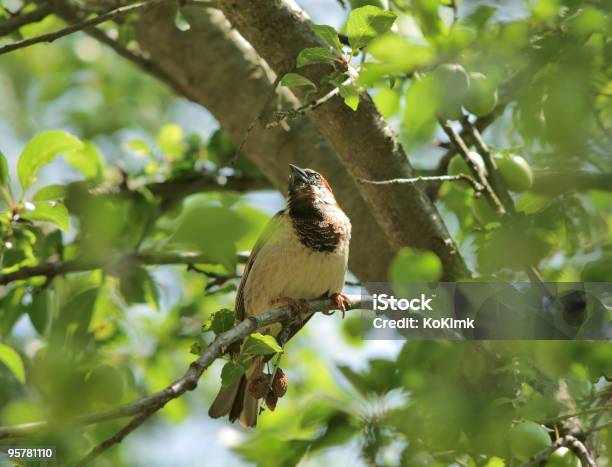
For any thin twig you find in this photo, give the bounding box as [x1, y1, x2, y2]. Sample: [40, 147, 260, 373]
[229, 71, 285, 165]
[519, 435, 596, 467]
[186, 264, 239, 292]
[0, 0, 217, 56]
[265, 74, 353, 129]
[461, 116, 515, 213]
[585, 419, 612, 436]
[586, 388, 612, 439]
[427, 69, 522, 201]
[263, 324, 291, 407]
[0, 3, 52, 37]
[439, 119, 505, 214]
[358, 174, 484, 192]
[539, 404, 612, 425]
[53, 3, 200, 103]
[74, 407, 159, 467]
[0, 295, 371, 442]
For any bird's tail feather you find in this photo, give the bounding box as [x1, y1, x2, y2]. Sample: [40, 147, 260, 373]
[208, 378, 242, 419]
[208, 358, 262, 427]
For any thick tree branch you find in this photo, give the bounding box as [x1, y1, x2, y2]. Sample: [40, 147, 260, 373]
[0, 295, 371, 446]
[0, 252, 224, 286]
[132, 5, 395, 281]
[144, 172, 271, 212]
[216, 0, 469, 280]
[0, 3, 52, 37]
[532, 170, 612, 195]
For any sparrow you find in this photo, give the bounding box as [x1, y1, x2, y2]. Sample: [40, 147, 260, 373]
[208, 164, 352, 427]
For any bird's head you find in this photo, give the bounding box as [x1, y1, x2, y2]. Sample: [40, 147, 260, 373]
[287, 164, 337, 215]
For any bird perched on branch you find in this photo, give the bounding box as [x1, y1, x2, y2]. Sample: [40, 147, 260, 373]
[208, 164, 351, 427]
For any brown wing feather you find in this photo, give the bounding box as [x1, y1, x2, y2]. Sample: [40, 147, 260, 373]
[235, 210, 285, 322]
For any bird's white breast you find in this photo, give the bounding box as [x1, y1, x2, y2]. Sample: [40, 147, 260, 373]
[242, 213, 350, 320]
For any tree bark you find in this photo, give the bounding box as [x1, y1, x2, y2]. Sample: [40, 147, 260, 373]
[215, 0, 468, 280]
[134, 5, 394, 281]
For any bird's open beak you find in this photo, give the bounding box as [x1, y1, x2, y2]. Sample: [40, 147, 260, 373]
[289, 164, 309, 184]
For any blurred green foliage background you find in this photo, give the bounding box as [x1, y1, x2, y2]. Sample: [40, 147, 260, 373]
[0, 0, 611, 466]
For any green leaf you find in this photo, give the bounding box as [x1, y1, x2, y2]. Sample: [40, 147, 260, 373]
[373, 87, 400, 117]
[280, 73, 317, 89]
[63, 141, 105, 179]
[167, 194, 253, 271]
[221, 360, 247, 387]
[28, 289, 50, 335]
[117, 23, 135, 46]
[402, 76, 439, 145]
[515, 192, 552, 214]
[202, 308, 235, 334]
[311, 24, 343, 51]
[0, 150, 9, 187]
[174, 8, 191, 31]
[32, 184, 68, 202]
[296, 47, 338, 68]
[484, 457, 505, 467]
[389, 247, 442, 282]
[50, 287, 99, 347]
[156, 123, 185, 159]
[243, 332, 282, 355]
[17, 130, 83, 190]
[119, 267, 159, 310]
[339, 84, 360, 111]
[0, 288, 25, 338]
[367, 34, 434, 71]
[21, 201, 70, 231]
[126, 139, 151, 156]
[346, 5, 397, 50]
[0, 343, 25, 384]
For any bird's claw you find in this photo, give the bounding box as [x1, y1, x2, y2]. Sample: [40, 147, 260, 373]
[273, 297, 309, 321]
[329, 292, 351, 319]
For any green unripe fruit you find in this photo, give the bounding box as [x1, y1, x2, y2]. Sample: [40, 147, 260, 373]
[465, 72, 498, 117]
[433, 64, 469, 121]
[433, 63, 470, 97]
[546, 447, 581, 467]
[448, 152, 486, 188]
[508, 421, 551, 462]
[472, 196, 498, 224]
[437, 99, 463, 121]
[86, 365, 125, 404]
[494, 153, 533, 192]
